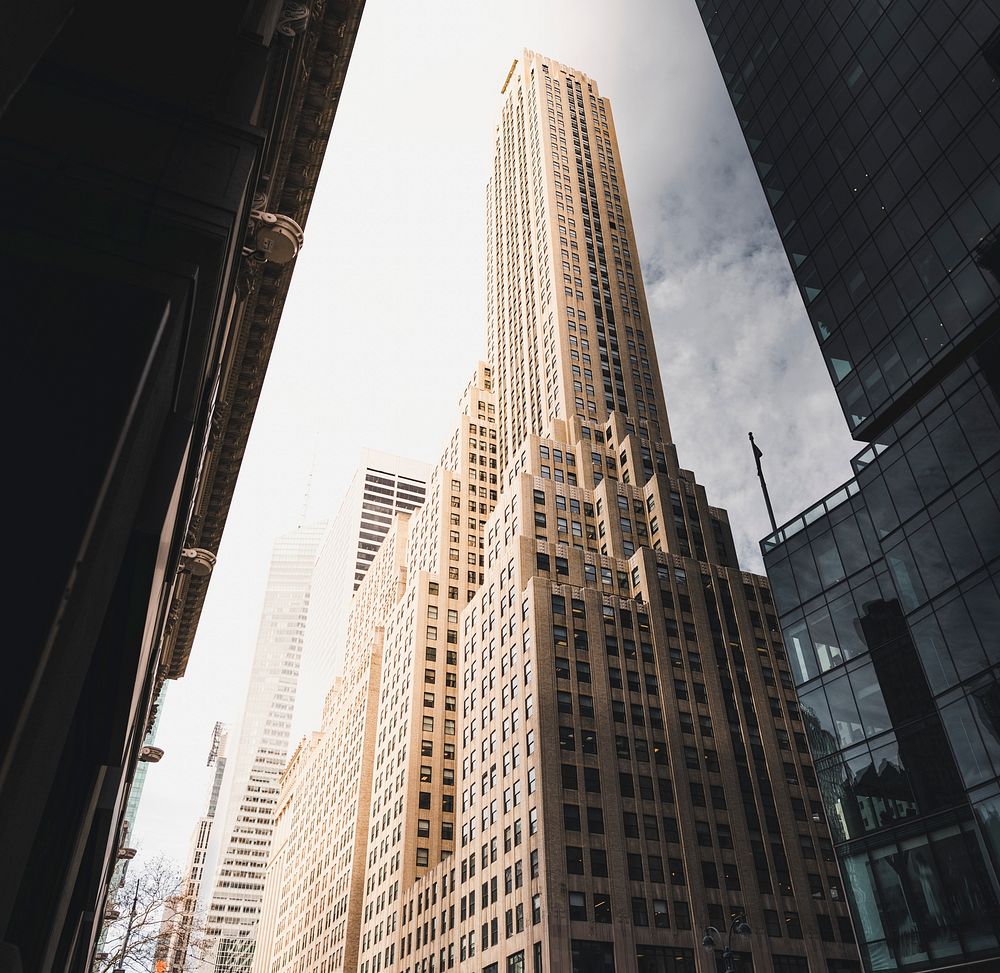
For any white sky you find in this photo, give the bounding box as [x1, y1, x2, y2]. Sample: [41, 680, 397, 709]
[137, 0, 858, 865]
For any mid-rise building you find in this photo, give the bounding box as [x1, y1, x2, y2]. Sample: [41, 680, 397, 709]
[257, 52, 862, 973]
[697, 2, 1000, 971]
[162, 723, 231, 973]
[293, 451, 430, 738]
[200, 523, 328, 972]
[252, 365, 497, 973]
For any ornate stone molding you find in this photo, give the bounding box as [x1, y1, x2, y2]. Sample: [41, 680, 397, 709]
[277, 2, 311, 37]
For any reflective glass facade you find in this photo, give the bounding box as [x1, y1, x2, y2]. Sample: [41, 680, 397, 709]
[698, 0, 999, 441]
[761, 345, 1000, 970]
[698, 0, 1000, 970]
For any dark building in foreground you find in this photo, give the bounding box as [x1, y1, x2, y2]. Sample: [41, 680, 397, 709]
[699, 1, 1000, 971]
[0, 2, 363, 971]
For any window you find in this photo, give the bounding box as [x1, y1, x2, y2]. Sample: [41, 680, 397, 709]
[632, 897, 649, 927]
[772, 957, 809, 973]
[662, 816, 679, 842]
[568, 892, 587, 921]
[674, 900, 691, 930]
[587, 806, 605, 834]
[563, 804, 580, 831]
[653, 899, 669, 928]
[593, 892, 612, 923]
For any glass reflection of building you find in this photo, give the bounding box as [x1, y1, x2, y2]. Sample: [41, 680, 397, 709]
[697, 1, 1000, 971]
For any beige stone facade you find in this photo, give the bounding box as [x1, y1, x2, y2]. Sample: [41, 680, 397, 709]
[253, 365, 499, 973]
[256, 51, 861, 973]
[251, 515, 412, 973]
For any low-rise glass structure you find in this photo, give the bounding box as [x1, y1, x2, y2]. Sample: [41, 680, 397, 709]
[762, 335, 1000, 970]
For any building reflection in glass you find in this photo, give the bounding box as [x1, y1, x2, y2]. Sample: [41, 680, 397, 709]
[792, 591, 1000, 968]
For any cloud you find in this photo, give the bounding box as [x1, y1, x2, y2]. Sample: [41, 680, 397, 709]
[599, 0, 859, 571]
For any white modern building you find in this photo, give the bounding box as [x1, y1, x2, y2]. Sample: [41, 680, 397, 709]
[199, 522, 327, 972]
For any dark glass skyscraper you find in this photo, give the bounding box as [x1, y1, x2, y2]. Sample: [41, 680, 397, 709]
[699, 2, 1000, 972]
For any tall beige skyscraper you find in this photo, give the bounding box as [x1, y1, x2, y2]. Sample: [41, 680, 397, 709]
[255, 52, 861, 973]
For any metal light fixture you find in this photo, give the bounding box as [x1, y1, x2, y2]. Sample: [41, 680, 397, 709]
[703, 915, 752, 973]
[179, 547, 216, 577]
[139, 745, 164, 763]
[246, 210, 305, 264]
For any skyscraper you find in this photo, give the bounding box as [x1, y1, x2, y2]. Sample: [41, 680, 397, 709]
[293, 451, 430, 738]
[255, 51, 861, 973]
[377, 50, 858, 973]
[200, 523, 327, 972]
[162, 723, 231, 973]
[697, 3, 1000, 971]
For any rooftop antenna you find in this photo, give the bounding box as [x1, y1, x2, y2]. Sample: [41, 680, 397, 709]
[749, 432, 778, 534]
[299, 443, 318, 527]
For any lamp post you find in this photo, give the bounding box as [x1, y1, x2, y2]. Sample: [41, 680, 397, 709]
[702, 914, 751, 972]
[111, 886, 139, 973]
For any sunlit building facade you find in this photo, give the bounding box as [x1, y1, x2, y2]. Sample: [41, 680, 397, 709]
[697, 1, 1000, 970]
[372, 51, 858, 973]
[253, 365, 498, 973]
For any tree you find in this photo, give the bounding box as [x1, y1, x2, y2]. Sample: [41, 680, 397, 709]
[94, 854, 211, 973]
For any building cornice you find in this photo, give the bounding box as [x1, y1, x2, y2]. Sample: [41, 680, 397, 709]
[159, 0, 366, 684]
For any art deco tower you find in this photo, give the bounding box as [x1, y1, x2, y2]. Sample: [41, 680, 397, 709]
[372, 51, 861, 973]
[257, 52, 862, 973]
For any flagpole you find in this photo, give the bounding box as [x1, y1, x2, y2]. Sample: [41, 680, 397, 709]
[749, 432, 778, 534]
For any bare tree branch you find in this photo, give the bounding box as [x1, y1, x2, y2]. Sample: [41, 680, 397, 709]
[93, 854, 211, 973]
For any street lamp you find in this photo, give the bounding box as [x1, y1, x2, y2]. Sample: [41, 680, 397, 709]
[702, 914, 752, 972]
